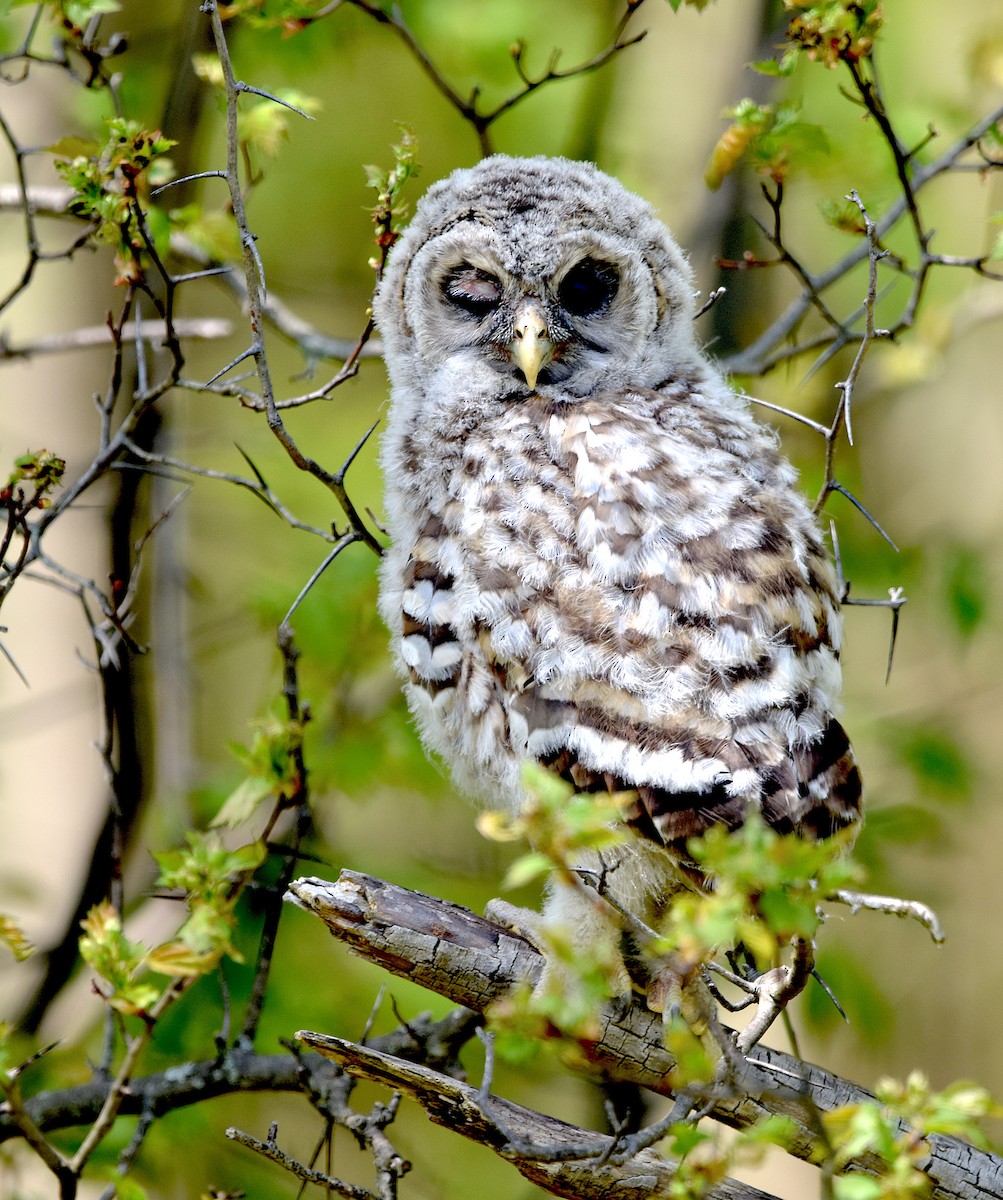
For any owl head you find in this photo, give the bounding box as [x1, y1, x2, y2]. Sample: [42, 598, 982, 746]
[375, 156, 710, 410]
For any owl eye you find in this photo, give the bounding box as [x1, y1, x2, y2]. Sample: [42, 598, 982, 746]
[558, 258, 619, 317]
[443, 266, 502, 319]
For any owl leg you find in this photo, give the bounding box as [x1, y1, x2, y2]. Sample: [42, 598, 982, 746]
[485, 880, 635, 1008]
[483, 897, 548, 951]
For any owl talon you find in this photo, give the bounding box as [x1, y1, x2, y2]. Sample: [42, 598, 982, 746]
[483, 898, 548, 954]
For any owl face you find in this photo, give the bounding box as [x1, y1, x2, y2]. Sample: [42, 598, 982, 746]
[376, 156, 708, 410]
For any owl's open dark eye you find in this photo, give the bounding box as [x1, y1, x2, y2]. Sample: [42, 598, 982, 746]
[443, 265, 502, 319]
[558, 258, 619, 317]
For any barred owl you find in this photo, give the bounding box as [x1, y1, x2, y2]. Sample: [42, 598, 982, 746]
[374, 156, 861, 990]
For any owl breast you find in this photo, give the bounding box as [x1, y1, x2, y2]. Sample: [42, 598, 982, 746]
[381, 378, 861, 849]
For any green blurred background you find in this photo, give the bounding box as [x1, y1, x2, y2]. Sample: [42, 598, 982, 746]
[2, 1, 1003, 1196]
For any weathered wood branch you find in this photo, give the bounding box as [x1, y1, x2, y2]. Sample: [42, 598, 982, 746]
[0, 1012, 478, 1145]
[301, 1030, 779, 1200]
[287, 871, 1003, 1200]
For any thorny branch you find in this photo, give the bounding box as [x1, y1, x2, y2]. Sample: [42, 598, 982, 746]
[203, 0, 384, 555]
[720, 97, 1003, 378]
[0, 185, 380, 366]
[812, 190, 888, 517]
[226, 1119, 398, 1200]
[238, 624, 313, 1045]
[302, 1031, 780, 1200]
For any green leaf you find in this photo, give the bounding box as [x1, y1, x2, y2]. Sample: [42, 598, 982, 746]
[45, 135, 101, 158]
[749, 50, 798, 78]
[832, 1175, 883, 1200]
[943, 544, 989, 639]
[211, 775, 274, 828]
[79, 901, 161, 1015]
[502, 851, 553, 890]
[821, 197, 869, 235]
[144, 940, 220, 977]
[110, 1178, 148, 1200]
[757, 888, 817, 939]
[666, 1121, 711, 1158]
[520, 759, 574, 808]
[0, 913, 34, 961]
[738, 1114, 799, 1150]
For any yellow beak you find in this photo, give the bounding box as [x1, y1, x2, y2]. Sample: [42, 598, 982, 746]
[507, 300, 555, 390]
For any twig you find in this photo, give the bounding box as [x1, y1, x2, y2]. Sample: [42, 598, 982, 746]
[239, 624, 314, 1044]
[205, 2, 384, 554]
[70, 978, 189, 1173]
[226, 1122, 377, 1199]
[827, 889, 945, 944]
[813, 191, 889, 515]
[344, 0, 647, 156]
[0, 1015, 478, 1147]
[720, 99, 1003, 378]
[0, 318, 232, 359]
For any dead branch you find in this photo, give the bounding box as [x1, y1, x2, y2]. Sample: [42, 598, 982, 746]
[301, 1031, 779, 1200]
[286, 871, 1003, 1200]
[0, 1011, 479, 1145]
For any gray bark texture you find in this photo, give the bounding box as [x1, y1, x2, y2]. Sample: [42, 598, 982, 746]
[287, 871, 1003, 1200]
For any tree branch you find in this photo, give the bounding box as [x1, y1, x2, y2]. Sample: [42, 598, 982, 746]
[301, 1031, 778, 1200]
[286, 871, 1003, 1200]
[0, 1010, 480, 1145]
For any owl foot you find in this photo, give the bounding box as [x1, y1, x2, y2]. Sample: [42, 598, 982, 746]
[645, 958, 737, 1087]
[483, 895, 634, 1009]
[483, 897, 548, 953]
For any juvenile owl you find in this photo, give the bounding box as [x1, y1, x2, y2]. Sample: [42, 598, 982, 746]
[374, 156, 861, 982]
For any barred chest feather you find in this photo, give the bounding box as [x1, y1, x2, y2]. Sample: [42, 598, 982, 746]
[379, 382, 861, 851]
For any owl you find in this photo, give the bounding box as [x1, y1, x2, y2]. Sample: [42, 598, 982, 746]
[374, 155, 861, 997]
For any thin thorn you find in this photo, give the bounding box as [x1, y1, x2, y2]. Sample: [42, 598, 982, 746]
[205, 345, 255, 386]
[829, 481, 899, 551]
[235, 81, 316, 119]
[150, 169, 227, 197]
[886, 591, 904, 683]
[0, 637, 30, 687]
[748, 394, 829, 436]
[810, 967, 848, 1023]
[334, 419, 380, 485]
[282, 533, 361, 626]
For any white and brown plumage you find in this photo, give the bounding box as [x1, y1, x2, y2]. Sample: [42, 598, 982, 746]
[374, 156, 860, 971]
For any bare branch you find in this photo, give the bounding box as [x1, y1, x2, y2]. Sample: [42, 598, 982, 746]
[204, 1, 384, 553]
[719, 99, 1003, 379]
[287, 871, 1003, 1200]
[0, 319, 232, 361]
[302, 1031, 779, 1200]
[343, 0, 647, 155]
[827, 889, 945, 944]
[226, 1122, 380, 1199]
